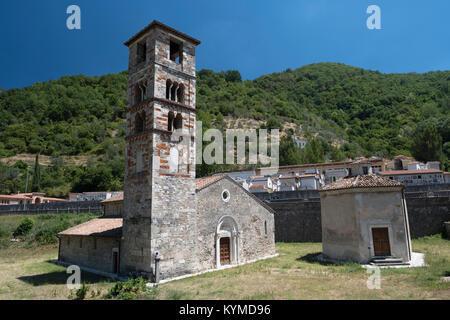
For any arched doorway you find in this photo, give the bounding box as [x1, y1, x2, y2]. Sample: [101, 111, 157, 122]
[215, 216, 239, 268]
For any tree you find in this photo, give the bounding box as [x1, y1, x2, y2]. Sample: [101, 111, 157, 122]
[31, 153, 41, 192]
[411, 125, 442, 162]
[302, 138, 324, 164]
[224, 70, 242, 82]
[279, 135, 302, 166]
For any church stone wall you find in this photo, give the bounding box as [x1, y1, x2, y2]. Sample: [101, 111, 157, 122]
[196, 178, 276, 271]
[58, 235, 120, 274]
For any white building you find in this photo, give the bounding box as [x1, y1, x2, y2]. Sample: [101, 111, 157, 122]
[298, 174, 322, 190]
[292, 136, 307, 149]
[324, 168, 348, 184]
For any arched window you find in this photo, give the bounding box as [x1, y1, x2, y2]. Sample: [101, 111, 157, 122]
[174, 113, 183, 130]
[135, 82, 147, 104]
[135, 112, 145, 134]
[166, 79, 172, 100]
[170, 82, 178, 101]
[168, 111, 175, 132]
[177, 84, 184, 103]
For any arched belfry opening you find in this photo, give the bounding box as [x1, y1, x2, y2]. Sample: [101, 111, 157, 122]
[215, 216, 239, 268]
[168, 110, 175, 132]
[170, 82, 178, 102]
[135, 111, 145, 134]
[177, 84, 184, 103]
[174, 113, 183, 130]
[166, 79, 172, 100]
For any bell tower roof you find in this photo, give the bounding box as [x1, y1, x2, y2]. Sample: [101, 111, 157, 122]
[124, 20, 201, 47]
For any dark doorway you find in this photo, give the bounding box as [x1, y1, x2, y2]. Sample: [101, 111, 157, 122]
[372, 227, 391, 256]
[112, 251, 119, 274]
[220, 237, 231, 265]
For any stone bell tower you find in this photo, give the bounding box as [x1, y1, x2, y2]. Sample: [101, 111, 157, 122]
[121, 21, 200, 279]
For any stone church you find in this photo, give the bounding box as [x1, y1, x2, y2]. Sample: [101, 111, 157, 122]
[57, 21, 276, 281]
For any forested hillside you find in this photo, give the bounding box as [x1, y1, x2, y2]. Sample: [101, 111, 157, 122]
[0, 63, 449, 196]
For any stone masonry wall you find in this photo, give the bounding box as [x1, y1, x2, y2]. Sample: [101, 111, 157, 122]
[59, 235, 120, 274]
[196, 178, 276, 271]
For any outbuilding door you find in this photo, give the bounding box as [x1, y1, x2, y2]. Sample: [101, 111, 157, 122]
[112, 250, 119, 274]
[220, 237, 231, 265]
[372, 227, 391, 256]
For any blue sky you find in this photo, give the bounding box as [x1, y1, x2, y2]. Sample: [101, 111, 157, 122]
[0, 0, 449, 90]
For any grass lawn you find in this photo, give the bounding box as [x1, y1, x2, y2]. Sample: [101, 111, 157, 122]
[0, 235, 448, 300]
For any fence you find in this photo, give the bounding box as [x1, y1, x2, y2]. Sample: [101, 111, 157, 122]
[0, 200, 103, 216]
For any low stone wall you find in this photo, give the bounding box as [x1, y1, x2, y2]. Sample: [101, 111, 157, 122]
[58, 235, 120, 274]
[0, 200, 103, 215]
[268, 200, 321, 242]
[444, 222, 450, 239]
[254, 185, 450, 242]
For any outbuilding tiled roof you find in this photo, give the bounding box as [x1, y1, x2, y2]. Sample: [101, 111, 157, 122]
[57, 218, 123, 238]
[319, 174, 403, 192]
[101, 192, 124, 203]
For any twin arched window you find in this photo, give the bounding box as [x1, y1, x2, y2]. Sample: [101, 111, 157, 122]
[165, 79, 184, 103]
[167, 111, 183, 132]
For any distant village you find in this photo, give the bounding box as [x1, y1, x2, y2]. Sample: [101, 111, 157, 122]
[0, 154, 449, 209]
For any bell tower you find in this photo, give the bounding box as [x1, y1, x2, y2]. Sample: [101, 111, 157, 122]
[121, 21, 200, 279]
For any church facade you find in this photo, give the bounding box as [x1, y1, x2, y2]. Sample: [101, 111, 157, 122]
[57, 21, 276, 281]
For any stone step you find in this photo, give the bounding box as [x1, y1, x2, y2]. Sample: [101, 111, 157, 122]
[370, 257, 408, 266]
[371, 257, 403, 264]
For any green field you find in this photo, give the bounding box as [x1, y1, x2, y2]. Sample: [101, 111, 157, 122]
[0, 214, 449, 300]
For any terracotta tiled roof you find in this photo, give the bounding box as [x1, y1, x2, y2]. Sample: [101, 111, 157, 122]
[195, 174, 226, 191]
[298, 174, 317, 178]
[378, 169, 442, 175]
[319, 174, 403, 192]
[444, 172, 450, 175]
[58, 218, 123, 238]
[101, 192, 124, 203]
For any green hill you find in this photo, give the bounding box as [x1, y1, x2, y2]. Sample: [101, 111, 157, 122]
[0, 63, 449, 195]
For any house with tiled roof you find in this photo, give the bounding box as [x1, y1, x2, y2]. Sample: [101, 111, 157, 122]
[0, 192, 67, 205]
[318, 174, 412, 265]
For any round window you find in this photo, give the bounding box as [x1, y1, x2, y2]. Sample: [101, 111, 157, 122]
[222, 189, 230, 202]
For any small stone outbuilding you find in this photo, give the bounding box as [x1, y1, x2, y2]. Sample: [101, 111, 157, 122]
[101, 192, 123, 217]
[318, 174, 412, 264]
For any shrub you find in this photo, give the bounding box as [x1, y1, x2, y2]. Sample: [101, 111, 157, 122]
[104, 277, 147, 300]
[13, 217, 34, 238]
[34, 220, 71, 245]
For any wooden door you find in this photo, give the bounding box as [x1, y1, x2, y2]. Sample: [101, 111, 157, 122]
[220, 237, 231, 265]
[372, 228, 391, 256]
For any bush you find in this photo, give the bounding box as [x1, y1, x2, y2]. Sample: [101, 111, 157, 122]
[103, 277, 148, 300]
[13, 217, 34, 238]
[34, 220, 71, 245]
